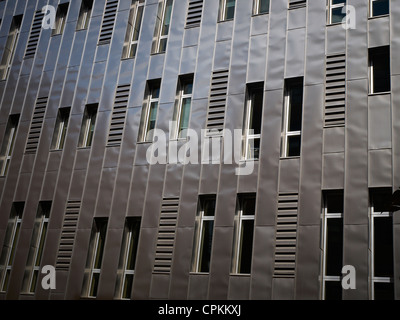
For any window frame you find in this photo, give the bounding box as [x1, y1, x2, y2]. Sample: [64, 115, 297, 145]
[219, 0, 236, 22]
[0, 15, 22, 81]
[122, 0, 145, 59]
[231, 194, 255, 275]
[0, 115, 19, 176]
[79, 104, 98, 148]
[52, 3, 69, 36]
[76, 0, 93, 30]
[368, 46, 391, 95]
[0, 202, 24, 293]
[369, 0, 389, 18]
[369, 191, 394, 300]
[139, 81, 160, 143]
[172, 75, 193, 140]
[320, 191, 343, 300]
[281, 78, 303, 158]
[191, 196, 216, 273]
[51, 107, 70, 151]
[327, 0, 346, 25]
[152, 0, 173, 54]
[253, 0, 270, 15]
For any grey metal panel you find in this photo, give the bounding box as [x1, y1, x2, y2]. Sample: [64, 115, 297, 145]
[183, 27, 200, 48]
[272, 278, 295, 300]
[247, 34, 268, 83]
[164, 164, 184, 198]
[216, 20, 234, 42]
[103, 146, 120, 169]
[322, 153, 345, 190]
[369, 149, 392, 187]
[213, 40, 231, 71]
[180, 45, 197, 75]
[368, 16, 390, 48]
[288, 7, 306, 30]
[394, 224, 400, 300]
[323, 127, 345, 154]
[391, 4, 400, 75]
[237, 162, 259, 193]
[14, 172, 31, 201]
[295, 225, 321, 299]
[368, 93, 391, 150]
[285, 28, 305, 79]
[127, 165, 149, 217]
[326, 25, 346, 55]
[250, 14, 269, 37]
[188, 274, 209, 300]
[228, 275, 250, 300]
[94, 167, 117, 217]
[279, 158, 300, 193]
[150, 274, 170, 299]
[41, 170, 58, 200]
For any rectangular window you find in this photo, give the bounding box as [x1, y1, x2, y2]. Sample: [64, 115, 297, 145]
[253, 0, 269, 15]
[115, 218, 141, 299]
[79, 104, 98, 148]
[138, 80, 161, 142]
[242, 83, 263, 160]
[22, 201, 51, 294]
[281, 77, 303, 158]
[51, 107, 70, 150]
[327, 0, 346, 25]
[321, 191, 343, 300]
[151, 0, 173, 54]
[0, 114, 20, 176]
[82, 218, 108, 298]
[0, 15, 22, 80]
[0, 202, 24, 293]
[232, 194, 255, 274]
[192, 195, 216, 273]
[122, 0, 145, 59]
[370, 0, 389, 17]
[219, 0, 235, 21]
[369, 46, 391, 94]
[52, 3, 69, 36]
[77, 0, 93, 30]
[369, 189, 394, 300]
[172, 75, 193, 140]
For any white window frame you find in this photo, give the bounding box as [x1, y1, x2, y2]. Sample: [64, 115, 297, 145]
[253, 0, 269, 15]
[327, 0, 346, 25]
[368, 47, 391, 94]
[76, 0, 93, 30]
[52, 4, 68, 36]
[0, 17, 21, 80]
[24, 205, 50, 293]
[122, 0, 145, 59]
[172, 78, 193, 140]
[369, 0, 389, 18]
[231, 195, 255, 275]
[369, 198, 394, 300]
[320, 197, 343, 300]
[0, 117, 18, 176]
[115, 219, 140, 300]
[52, 108, 69, 150]
[281, 85, 302, 158]
[192, 197, 215, 273]
[0, 205, 23, 292]
[242, 89, 262, 161]
[80, 105, 97, 147]
[153, 0, 173, 54]
[140, 86, 160, 142]
[219, 0, 235, 21]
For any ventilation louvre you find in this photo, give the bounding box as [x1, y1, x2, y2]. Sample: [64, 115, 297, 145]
[273, 193, 298, 278]
[25, 97, 47, 154]
[107, 84, 130, 146]
[56, 200, 80, 271]
[324, 53, 346, 127]
[98, 0, 119, 44]
[186, 0, 203, 28]
[24, 10, 44, 59]
[153, 197, 179, 274]
[206, 70, 229, 135]
[289, 0, 307, 9]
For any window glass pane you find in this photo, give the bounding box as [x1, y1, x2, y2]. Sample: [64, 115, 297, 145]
[326, 193, 343, 214]
[372, 191, 392, 212]
[226, 0, 235, 19]
[288, 86, 303, 132]
[122, 274, 134, 299]
[326, 218, 343, 276]
[90, 272, 100, 297]
[250, 90, 263, 134]
[247, 137, 260, 160]
[178, 98, 191, 138]
[332, 0, 346, 5]
[287, 135, 301, 157]
[133, 6, 144, 41]
[374, 282, 394, 300]
[372, 0, 389, 17]
[242, 196, 256, 215]
[331, 7, 345, 24]
[372, 49, 391, 93]
[374, 217, 394, 277]
[325, 281, 342, 300]
[199, 220, 214, 272]
[161, 0, 173, 36]
[239, 219, 254, 273]
[203, 198, 216, 217]
[259, 0, 270, 13]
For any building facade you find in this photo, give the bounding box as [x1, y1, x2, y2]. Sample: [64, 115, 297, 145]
[0, 0, 399, 300]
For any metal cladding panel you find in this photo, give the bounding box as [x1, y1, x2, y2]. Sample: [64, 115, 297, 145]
[228, 275, 250, 300]
[368, 149, 392, 188]
[368, 94, 391, 150]
[188, 273, 209, 300]
[247, 34, 268, 83]
[322, 153, 345, 190]
[368, 16, 390, 48]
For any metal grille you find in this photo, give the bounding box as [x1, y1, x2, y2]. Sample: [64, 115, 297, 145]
[56, 200, 80, 271]
[24, 10, 44, 59]
[98, 0, 119, 44]
[25, 97, 47, 154]
[289, 0, 307, 9]
[206, 70, 229, 134]
[324, 53, 346, 127]
[107, 84, 130, 146]
[153, 197, 179, 274]
[185, 0, 203, 28]
[273, 193, 298, 278]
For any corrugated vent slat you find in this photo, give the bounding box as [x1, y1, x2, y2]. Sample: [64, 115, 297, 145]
[289, 0, 307, 9]
[273, 193, 298, 278]
[98, 0, 119, 44]
[325, 53, 346, 127]
[153, 197, 179, 274]
[185, 0, 203, 28]
[56, 200, 80, 271]
[107, 84, 130, 146]
[24, 11, 44, 59]
[25, 97, 47, 154]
